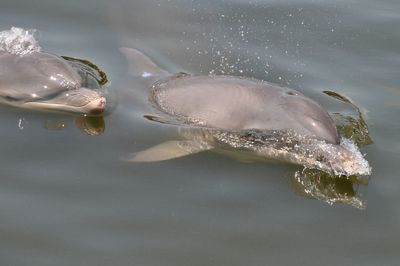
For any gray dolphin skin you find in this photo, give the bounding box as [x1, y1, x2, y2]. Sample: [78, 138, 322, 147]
[121, 47, 371, 176]
[151, 75, 339, 144]
[0, 51, 106, 115]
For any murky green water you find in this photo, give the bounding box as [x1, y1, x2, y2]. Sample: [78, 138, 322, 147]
[1, 0, 399, 265]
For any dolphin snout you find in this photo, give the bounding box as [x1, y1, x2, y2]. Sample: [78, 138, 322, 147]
[87, 96, 106, 115]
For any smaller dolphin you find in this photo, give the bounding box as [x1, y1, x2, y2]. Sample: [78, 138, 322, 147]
[121, 47, 371, 176]
[0, 51, 106, 115]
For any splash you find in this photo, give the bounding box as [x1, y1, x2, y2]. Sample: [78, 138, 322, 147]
[0, 27, 41, 55]
[213, 128, 371, 177]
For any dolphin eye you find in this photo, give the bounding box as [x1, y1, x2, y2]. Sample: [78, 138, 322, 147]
[287, 91, 296, 96]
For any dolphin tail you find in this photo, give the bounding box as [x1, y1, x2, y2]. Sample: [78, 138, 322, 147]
[119, 47, 170, 78]
[122, 140, 213, 162]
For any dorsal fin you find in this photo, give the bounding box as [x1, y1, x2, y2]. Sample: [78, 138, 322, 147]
[119, 47, 170, 78]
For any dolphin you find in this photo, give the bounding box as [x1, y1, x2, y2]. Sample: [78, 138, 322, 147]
[0, 51, 106, 115]
[120, 47, 371, 176]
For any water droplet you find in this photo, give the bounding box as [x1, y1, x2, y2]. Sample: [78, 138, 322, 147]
[18, 118, 25, 130]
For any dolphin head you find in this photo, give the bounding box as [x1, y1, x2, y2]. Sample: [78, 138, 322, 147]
[24, 87, 107, 116]
[0, 52, 106, 115]
[282, 89, 340, 144]
[34, 53, 83, 88]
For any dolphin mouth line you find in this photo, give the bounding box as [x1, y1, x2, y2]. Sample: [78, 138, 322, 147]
[2, 96, 106, 116]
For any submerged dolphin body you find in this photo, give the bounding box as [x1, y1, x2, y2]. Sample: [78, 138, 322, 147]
[121, 47, 371, 176]
[0, 51, 106, 115]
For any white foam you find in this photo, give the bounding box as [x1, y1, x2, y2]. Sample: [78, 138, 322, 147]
[339, 137, 372, 176]
[303, 136, 371, 176]
[0, 27, 41, 55]
[214, 128, 371, 176]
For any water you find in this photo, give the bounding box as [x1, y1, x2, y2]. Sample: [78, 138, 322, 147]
[0, 0, 399, 265]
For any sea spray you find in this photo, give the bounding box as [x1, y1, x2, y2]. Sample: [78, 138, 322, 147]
[0, 27, 41, 55]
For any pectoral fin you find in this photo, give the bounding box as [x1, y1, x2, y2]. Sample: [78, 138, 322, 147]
[123, 140, 213, 162]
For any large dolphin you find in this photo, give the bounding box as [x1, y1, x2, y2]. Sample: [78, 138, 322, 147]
[0, 51, 106, 115]
[121, 47, 371, 176]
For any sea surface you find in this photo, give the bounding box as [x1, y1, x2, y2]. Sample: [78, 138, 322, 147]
[0, 0, 399, 265]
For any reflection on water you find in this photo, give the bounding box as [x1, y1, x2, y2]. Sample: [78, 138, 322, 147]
[290, 168, 368, 209]
[45, 116, 105, 136]
[74, 116, 105, 136]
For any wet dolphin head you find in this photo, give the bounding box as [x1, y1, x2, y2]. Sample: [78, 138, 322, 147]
[280, 88, 340, 144]
[0, 51, 106, 115]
